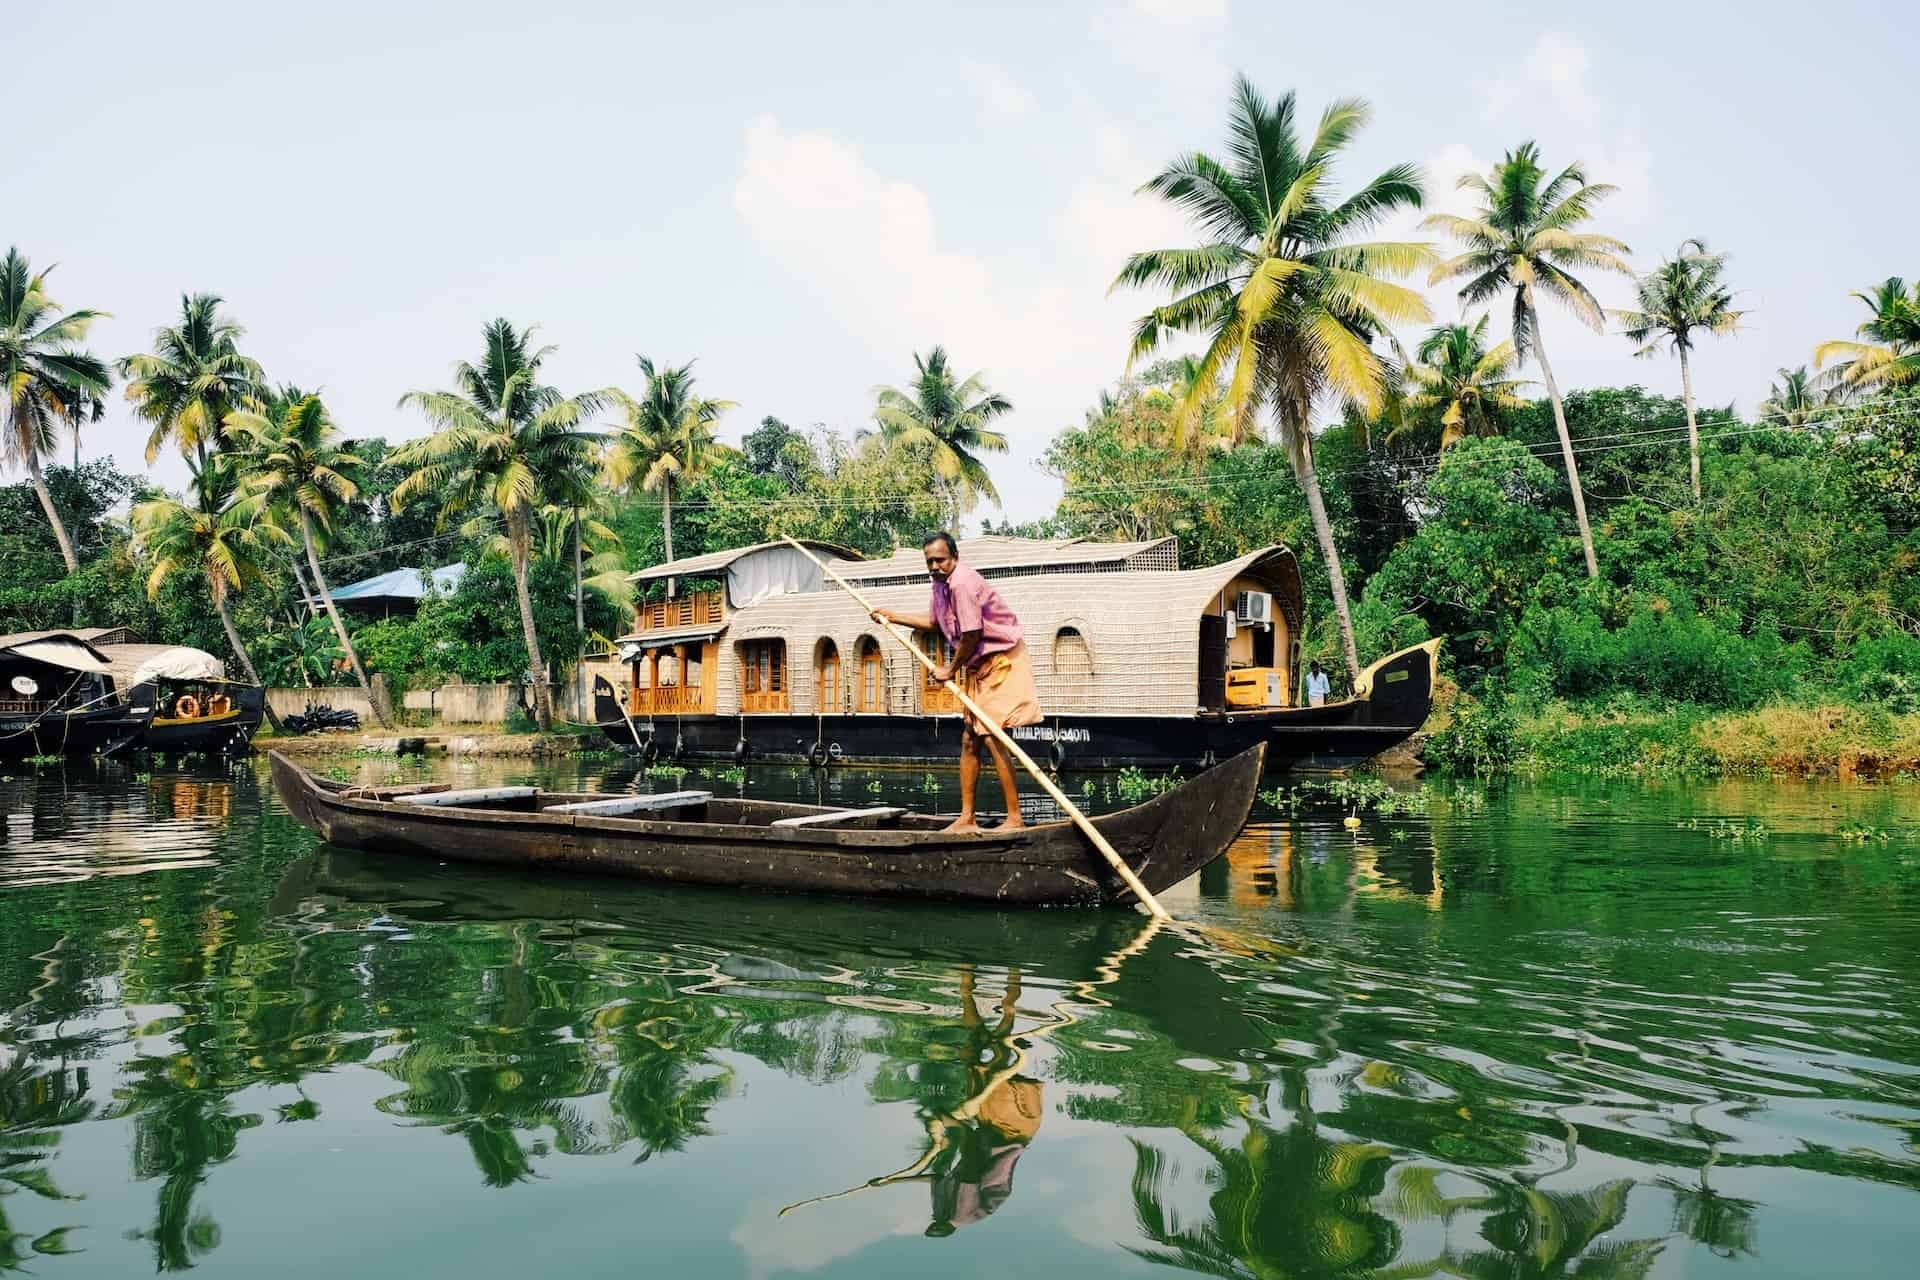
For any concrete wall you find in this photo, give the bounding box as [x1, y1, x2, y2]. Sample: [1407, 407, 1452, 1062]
[266, 686, 378, 722]
[276, 663, 621, 728]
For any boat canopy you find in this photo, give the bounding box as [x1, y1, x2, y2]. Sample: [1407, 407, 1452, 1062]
[0, 633, 114, 675]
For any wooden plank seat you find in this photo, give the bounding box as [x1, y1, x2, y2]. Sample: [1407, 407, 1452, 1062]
[543, 791, 713, 817]
[770, 806, 907, 829]
[397, 785, 538, 807]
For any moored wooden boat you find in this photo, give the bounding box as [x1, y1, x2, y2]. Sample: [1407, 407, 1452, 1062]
[267, 742, 1266, 907]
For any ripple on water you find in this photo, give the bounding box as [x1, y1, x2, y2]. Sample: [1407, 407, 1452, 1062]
[0, 757, 1917, 1278]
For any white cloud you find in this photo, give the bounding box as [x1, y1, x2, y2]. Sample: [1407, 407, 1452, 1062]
[962, 59, 1036, 123]
[734, 116, 1137, 519]
[1127, 0, 1229, 24]
[1466, 32, 1656, 226]
[1091, 0, 1231, 87]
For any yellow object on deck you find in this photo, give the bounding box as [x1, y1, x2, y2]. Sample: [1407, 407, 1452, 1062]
[1225, 667, 1289, 709]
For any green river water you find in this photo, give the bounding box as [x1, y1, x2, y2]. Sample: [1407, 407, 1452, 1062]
[1, 753, 1917, 1278]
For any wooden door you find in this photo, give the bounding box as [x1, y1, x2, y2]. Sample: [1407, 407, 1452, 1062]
[1198, 614, 1228, 710]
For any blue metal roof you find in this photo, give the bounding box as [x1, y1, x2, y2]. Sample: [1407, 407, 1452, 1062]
[328, 562, 466, 603]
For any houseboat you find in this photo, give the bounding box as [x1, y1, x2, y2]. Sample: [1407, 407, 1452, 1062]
[593, 536, 1438, 771]
[0, 630, 156, 760]
[98, 641, 266, 755]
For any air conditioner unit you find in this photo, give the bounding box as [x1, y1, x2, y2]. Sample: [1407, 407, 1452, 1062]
[1234, 591, 1273, 627]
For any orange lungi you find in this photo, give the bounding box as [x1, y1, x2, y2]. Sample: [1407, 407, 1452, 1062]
[958, 641, 1043, 735]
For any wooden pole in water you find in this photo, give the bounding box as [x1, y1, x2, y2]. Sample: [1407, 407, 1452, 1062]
[781, 536, 1171, 919]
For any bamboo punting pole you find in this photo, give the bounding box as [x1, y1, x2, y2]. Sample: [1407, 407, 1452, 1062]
[782, 537, 1171, 919]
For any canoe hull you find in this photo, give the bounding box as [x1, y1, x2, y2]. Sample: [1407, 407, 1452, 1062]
[267, 743, 1265, 907]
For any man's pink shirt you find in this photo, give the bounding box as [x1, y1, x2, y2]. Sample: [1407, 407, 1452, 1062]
[930, 564, 1023, 666]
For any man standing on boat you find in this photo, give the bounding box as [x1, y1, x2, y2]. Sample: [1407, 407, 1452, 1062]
[871, 532, 1042, 832]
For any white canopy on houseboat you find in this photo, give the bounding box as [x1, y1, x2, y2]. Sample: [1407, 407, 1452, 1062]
[100, 644, 227, 687]
[0, 634, 114, 674]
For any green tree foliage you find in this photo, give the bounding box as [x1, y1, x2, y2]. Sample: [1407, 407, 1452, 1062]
[872, 346, 1011, 522]
[228, 388, 389, 723]
[120, 293, 261, 469]
[606, 357, 735, 569]
[1426, 141, 1633, 578]
[130, 462, 288, 687]
[1115, 76, 1433, 680]
[351, 556, 621, 689]
[0, 248, 113, 578]
[1397, 316, 1530, 451]
[1815, 276, 1920, 395]
[393, 319, 608, 729]
[1614, 238, 1744, 499]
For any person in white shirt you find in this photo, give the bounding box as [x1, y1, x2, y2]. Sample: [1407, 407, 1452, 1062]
[1305, 661, 1331, 707]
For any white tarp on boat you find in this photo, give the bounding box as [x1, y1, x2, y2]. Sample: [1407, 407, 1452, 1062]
[97, 643, 227, 687]
[3, 637, 113, 674]
[726, 545, 841, 608]
[131, 647, 226, 684]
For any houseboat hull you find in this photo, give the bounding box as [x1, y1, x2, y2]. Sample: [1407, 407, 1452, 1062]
[0, 703, 156, 761]
[596, 639, 1438, 771]
[137, 685, 266, 755]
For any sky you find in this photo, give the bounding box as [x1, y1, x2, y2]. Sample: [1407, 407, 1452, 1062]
[8, 0, 1915, 525]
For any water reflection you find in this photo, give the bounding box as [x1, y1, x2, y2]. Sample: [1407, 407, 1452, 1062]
[0, 758, 1916, 1276]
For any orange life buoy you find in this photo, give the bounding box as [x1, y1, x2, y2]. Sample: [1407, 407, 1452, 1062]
[206, 694, 232, 716]
[174, 694, 200, 719]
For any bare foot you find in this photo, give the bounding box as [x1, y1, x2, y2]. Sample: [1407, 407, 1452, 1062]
[994, 817, 1028, 831]
[942, 817, 981, 833]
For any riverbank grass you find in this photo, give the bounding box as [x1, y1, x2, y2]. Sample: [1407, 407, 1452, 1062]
[1507, 699, 1920, 778]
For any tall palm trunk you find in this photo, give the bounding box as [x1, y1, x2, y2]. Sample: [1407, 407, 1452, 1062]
[1527, 302, 1601, 578]
[25, 449, 79, 576]
[24, 447, 82, 626]
[660, 481, 675, 598]
[1678, 344, 1701, 502]
[299, 510, 390, 728]
[210, 574, 282, 731]
[573, 507, 585, 727]
[1292, 439, 1361, 684]
[507, 506, 554, 731]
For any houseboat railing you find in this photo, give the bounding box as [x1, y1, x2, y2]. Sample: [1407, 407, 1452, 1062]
[634, 591, 724, 633]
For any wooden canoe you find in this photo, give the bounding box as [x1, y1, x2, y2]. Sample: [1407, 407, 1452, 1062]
[266, 743, 1266, 907]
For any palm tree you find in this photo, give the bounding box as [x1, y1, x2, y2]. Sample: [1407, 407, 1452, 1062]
[1396, 317, 1530, 450]
[1758, 365, 1834, 427]
[392, 319, 607, 731]
[1114, 77, 1432, 680]
[131, 463, 286, 689]
[1814, 276, 1920, 395]
[1425, 142, 1633, 578]
[872, 346, 1011, 523]
[0, 248, 112, 577]
[227, 389, 391, 726]
[1613, 239, 1743, 500]
[120, 293, 262, 469]
[605, 357, 735, 577]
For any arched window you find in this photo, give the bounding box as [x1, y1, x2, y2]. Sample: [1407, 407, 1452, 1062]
[815, 638, 841, 713]
[1053, 626, 1094, 705]
[856, 636, 885, 712]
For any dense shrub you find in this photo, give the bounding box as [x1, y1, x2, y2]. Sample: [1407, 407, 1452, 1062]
[1424, 689, 1520, 774]
[1510, 602, 1807, 708]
